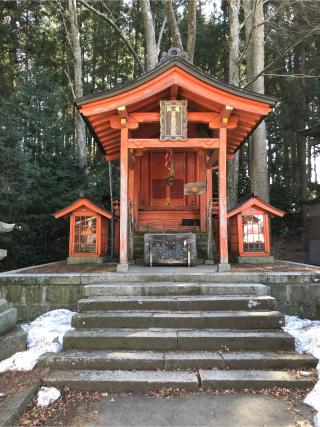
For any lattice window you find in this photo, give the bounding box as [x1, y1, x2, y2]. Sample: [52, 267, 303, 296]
[242, 215, 265, 252]
[74, 216, 97, 254]
[152, 179, 167, 199]
[170, 179, 184, 199]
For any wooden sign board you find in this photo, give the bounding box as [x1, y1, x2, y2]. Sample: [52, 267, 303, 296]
[184, 182, 206, 195]
[160, 100, 188, 141]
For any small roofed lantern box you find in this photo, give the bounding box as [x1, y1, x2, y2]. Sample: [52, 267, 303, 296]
[54, 197, 112, 264]
[227, 196, 285, 264]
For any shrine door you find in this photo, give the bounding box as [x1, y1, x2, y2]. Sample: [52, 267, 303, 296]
[150, 152, 186, 208]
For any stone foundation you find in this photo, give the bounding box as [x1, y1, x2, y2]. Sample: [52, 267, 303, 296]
[67, 256, 107, 265]
[0, 267, 319, 321]
[237, 256, 275, 264]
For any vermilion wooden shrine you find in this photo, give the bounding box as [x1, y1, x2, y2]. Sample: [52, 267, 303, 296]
[75, 50, 277, 270]
[54, 197, 112, 264]
[228, 196, 284, 263]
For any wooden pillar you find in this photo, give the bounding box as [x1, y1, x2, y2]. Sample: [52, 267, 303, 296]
[219, 127, 229, 265]
[198, 151, 207, 232]
[119, 124, 129, 266]
[206, 164, 213, 260]
[128, 153, 134, 261]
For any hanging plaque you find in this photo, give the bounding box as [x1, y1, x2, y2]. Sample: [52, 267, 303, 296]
[184, 182, 206, 196]
[160, 100, 188, 141]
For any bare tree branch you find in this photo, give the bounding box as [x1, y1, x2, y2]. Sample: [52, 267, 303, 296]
[78, 0, 145, 73]
[244, 26, 320, 88]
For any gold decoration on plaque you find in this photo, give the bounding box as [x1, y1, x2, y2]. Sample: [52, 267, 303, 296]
[184, 182, 207, 196]
[160, 100, 188, 140]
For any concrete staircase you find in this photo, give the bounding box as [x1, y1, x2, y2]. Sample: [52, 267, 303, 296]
[41, 277, 317, 392]
[0, 298, 27, 362]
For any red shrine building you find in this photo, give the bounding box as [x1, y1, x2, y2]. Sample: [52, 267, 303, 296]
[75, 49, 278, 271]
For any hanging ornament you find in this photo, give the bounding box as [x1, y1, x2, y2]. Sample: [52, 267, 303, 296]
[165, 148, 175, 186]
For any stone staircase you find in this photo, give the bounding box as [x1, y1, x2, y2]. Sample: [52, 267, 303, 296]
[0, 298, 27, 362]
[41, 276, 317, 392]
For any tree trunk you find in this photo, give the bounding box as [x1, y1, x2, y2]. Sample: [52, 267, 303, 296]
[69, 0, 87, 171]
[140, 0, 158, 70]
[244, 0, 269, 202]
[163, 0, 184, 51]
[186, 0, 196, 63]
[296, 45, 307, 246]
[227, 0, 240, 210]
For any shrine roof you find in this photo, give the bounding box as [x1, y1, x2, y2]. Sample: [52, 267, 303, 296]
[54, 197, 112, 220]
[75, 55, 278, 161]
[76, 56, 277, 107]
[227, 195, 285, 218]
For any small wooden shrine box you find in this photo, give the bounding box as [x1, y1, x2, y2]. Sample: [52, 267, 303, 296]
[227, 196, 284, 263]
[54, 197, 112, 264]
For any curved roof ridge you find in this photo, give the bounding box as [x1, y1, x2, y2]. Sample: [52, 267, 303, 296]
[75, 56, 278, 108]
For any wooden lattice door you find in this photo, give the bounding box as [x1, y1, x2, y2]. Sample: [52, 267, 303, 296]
[150, 152, 186, 207]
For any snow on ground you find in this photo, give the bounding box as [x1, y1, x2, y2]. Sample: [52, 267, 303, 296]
[37, 386, 61, 407]
[284, 315, 320, 427]
[0, 309, 74, 373]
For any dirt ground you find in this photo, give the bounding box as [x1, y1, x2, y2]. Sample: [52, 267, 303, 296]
[16, 387, 316, 427]
[0, 368, 47, 398]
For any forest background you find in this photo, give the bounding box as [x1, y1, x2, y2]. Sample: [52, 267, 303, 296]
[0, 0, 319, 271]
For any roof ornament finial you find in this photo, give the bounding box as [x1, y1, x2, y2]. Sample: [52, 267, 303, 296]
[160, 47, 189, 64]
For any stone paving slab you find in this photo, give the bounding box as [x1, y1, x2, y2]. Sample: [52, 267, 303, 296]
[199, 369, 314, 389]
[78, 295, 277, 312]
[63, 328, 295, 352]
[84, 283, 269, 297]
[72, 310, 283, 330]
[44, 370, 199, 392]
[63, 329, 179, 351]
[39, 350, 317, 371]
[177, 330, 295, 351]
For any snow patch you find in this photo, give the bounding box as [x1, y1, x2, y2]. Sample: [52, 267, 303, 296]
[37, 387, 61, 407]
[0, 309, 74, 373]
[283, 315, 320, 427]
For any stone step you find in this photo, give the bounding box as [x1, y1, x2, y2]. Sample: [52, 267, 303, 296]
[81, 273, 266, 285]
[79, 295, 276, 312]
[0, 308, 17, 335]
[63, 329, 295, 352]
[0, 326, 27, 362]
[72, 310, 284, 330]
[39, 350, 317, 371]
[0, 298, 8, 314]
[44, 370, 199, 392]
[199, 369, 314, 389]
[84, 283, 268, 297]
[43, 369, 313, 392]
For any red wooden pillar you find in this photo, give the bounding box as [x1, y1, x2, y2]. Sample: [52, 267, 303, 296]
[206, 165, 213, 260]
[218, 127, 229, 267]
[198, 151, 207, 232]
[119, 123, 129, 268]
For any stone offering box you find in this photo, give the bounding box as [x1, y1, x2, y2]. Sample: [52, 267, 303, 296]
[228, 195, 284, 264]
[54, 197, 112, 264]
[144, 233, 197, 266]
